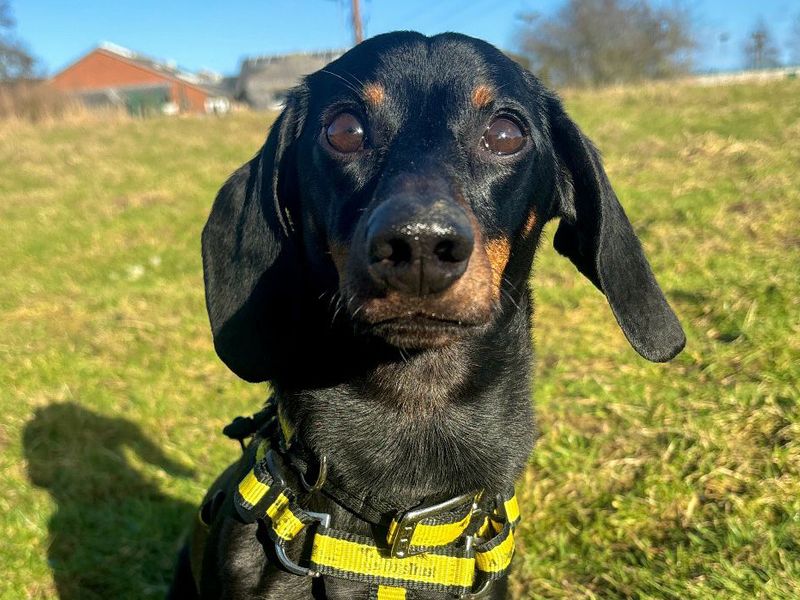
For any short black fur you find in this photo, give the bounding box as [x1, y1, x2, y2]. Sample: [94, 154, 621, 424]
[170, 31, 685, 600]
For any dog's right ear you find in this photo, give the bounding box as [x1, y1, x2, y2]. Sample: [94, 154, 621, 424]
[201, 88, 307, 382]
[546, 93, 686, 362]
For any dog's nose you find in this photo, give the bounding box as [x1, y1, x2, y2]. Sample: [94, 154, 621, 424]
[365, 197, 474, 295]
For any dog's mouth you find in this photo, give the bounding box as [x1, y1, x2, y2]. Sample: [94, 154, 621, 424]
[336, 257, 498, 349]
[365, 313, 487, 349]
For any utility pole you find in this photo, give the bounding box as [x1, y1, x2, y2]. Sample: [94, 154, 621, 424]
[351, 0, 364, 44]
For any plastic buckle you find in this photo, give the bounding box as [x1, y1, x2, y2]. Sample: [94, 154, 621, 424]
[264, 449, 288, 489]
[390, 491, 477, 558]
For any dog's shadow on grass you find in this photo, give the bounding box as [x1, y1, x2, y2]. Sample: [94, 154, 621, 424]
[23, 402, 195, 600]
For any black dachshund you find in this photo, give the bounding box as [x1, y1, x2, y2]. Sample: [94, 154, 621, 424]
[170, 31, 685, 600]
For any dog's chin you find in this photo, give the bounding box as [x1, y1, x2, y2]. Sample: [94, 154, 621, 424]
[364, 315, 488, 350]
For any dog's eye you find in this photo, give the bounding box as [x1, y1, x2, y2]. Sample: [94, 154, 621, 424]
[326, 112, 365, 153]
[482, 117, 525, 155]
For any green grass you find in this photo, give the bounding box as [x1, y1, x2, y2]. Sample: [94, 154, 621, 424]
[2, 79, 798, 599]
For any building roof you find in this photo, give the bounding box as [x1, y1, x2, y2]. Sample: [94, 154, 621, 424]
[236, 50, 345, 109]
[97, 42, 224, 88]
[53, 42, 227, 97]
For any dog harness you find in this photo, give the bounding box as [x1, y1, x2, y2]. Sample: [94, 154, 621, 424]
[204, 398, 521, 598]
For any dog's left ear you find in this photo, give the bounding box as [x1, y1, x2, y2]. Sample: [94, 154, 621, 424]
[201, 88, 307, 382]
[547, 95, 686, 362]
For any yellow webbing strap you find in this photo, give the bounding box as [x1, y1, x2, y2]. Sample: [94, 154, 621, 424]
[475, 521, 515, 579]
[307, 493, 520, 594]
[235, 439, 310, 542]
[237, 469, 270, 506]
[503, 493, 521, 526]
[475, 515, 493, 539]
[234, 430, 522, 595]
[310, 529, 475, 595]
[266, 492, 308, 541]
[375, 585, 406, 599]
[386, 497, 476, 550]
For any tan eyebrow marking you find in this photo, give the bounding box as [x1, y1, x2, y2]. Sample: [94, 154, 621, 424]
[363, 83, 386, 106]
[471, 84, 494, 108]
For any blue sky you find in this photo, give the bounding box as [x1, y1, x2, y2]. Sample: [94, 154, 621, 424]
[12, 0, 800, 77]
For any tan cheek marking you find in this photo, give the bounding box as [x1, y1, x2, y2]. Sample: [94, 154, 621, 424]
[523, 210, 537, 236]
[363, 83, 385, 106]
[471, 84, 494, 108]
[484, 237, 510, 294]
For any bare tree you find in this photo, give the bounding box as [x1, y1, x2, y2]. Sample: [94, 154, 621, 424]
[516, 0, 695, 87]
[742, 18, 781, 70]
[0, 0, 36, 80]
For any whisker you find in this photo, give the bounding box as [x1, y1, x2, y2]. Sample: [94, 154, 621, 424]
[500, 288, 522, 312]
[495, 275, 524, 312]
[341, 68, 366, 89]
[504, 278, 524, 295]
[331, 297, 345, 325]
[319, 69, 363, 96]
[398, 347, 410, 363]
[327, 290, 342, 311]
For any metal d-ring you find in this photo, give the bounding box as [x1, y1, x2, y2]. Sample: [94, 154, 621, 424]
[460, 579, 494, 599]
[299, 455, 328, 493]
[273, 510, 331, 577]
[456, 535, 494, 599]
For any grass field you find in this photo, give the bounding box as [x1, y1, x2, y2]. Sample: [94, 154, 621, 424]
[2, 78, 798, 600]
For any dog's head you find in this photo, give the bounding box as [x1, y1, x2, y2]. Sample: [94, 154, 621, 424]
[202, 32, 685, 382]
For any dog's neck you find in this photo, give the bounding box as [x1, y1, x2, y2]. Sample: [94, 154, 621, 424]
[277, 303, 536, 513]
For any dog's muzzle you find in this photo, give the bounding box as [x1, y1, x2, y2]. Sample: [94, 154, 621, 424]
[365, 195, 474, 296]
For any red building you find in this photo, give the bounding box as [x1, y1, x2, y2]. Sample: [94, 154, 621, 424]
[51, 43, 228, 115]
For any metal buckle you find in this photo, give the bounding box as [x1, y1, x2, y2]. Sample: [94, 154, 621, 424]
[273, 510, 331, 577]
[390, 491, 477, 558]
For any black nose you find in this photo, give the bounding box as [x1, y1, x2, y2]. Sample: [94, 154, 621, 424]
[365, 197, 474, 295]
